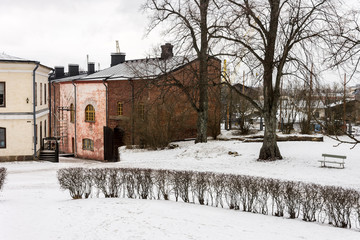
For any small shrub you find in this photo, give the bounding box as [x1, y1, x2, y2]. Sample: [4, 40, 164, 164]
[225, 174, 240, 210]
[123, 168, 137, 198]
[301, 183, 323, 222]
[153, 169, 171, 200]
[192, 172, 209, 205]
[0, 167, 7, 191]
[57, 168, 87, 199]
[283, 181, 301, 219]
[268, 179, 285, 217]
[134, 168, 153, 199]
[322, 186, 355, 228]
[92, 168, 123, 198]
[208, 173, 226, 208]
[178, 171, 193, 203]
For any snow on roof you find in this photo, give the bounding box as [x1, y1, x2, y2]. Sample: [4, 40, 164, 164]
[0, 52, 32, 62]
[79, 56, 197, 81]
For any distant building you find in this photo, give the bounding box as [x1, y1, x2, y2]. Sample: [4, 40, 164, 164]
[50, 44, 221, 161]
[0, 53, 52, 161]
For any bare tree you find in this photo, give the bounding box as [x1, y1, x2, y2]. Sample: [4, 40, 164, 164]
[216, 0, 352, 160]
[144, 0, 219, 143]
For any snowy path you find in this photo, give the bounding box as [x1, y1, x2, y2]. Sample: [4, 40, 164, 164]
[1, 136, 360, 239]
[0, 163, 359, 240]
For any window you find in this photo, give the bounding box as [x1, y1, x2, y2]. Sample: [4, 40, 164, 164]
[0, 82, 5, 107]
[70, 103, 75, 123]
[0, 128, 6, 148]
[85, 105, 95, 122]
[138, 102, 145, 120]
[44, 84, 47, 105]
[40, 83, 42, 105]
[35, 83, 37, 106]
[82, 139, 94, 151]
[117, 102, 123, 116]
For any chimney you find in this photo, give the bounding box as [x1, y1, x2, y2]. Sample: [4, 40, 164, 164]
[161, 43, 174, 60]
[88, 62, 95, 74]
[68, 64, 79, 76]
[54, 66, 64, 79]
[111, 52, 126, 67]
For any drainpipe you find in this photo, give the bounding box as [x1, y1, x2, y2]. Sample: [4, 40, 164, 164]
[103, 79, 108, 127]
[48, 70, 54, 137]
[72, 80, 77, 156]
[130, 79, 135, 145]
[51, 82, 56, 137]
[33, 62, 39, 158]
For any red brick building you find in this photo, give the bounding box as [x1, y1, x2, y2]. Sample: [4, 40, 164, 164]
[50, 44, 221, 161]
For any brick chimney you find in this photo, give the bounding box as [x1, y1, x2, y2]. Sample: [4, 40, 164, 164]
[68, 64, 79, 76]
[161, 43, 174, 60]
[54, 66, 64, 79]
[111, 52, 126, 67]
[88, 62, 95, 74]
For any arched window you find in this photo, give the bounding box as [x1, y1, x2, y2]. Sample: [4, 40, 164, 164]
[117, 102, 123, 116]
[70, 103, 75, 123]
[85, 104, 95, 122]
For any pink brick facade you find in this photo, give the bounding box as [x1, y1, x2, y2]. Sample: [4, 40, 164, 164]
[50, 57, 221, 161]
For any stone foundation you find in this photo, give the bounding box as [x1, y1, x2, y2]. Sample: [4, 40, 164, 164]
[0, 155, 34, 162]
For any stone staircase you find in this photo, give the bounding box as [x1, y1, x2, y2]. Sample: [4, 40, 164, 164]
[39, 150, 58, 162]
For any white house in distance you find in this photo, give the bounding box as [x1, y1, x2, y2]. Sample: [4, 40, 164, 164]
[0, 53, 52, 161]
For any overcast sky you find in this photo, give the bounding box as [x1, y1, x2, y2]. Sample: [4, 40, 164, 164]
[0, 0, 358, 85]
[0, 0, 162, 71]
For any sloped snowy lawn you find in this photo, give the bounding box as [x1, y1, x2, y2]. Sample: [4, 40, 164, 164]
[118, 136, 360, 189]
[0, 162, 359, 240]
[0, 136, 360, 240]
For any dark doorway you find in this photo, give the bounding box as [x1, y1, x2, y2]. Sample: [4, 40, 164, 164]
[103, 126, 124, 162]
[113, 126, 125, 160]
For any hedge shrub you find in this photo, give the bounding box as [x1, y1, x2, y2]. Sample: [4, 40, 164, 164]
[0, 167, 6, 191]
[57, 167, 360, 229]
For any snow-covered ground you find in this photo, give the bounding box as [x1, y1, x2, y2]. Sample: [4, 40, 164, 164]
[0, 135, 359, 239]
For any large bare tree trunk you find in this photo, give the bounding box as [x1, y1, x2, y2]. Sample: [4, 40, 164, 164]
[259, 107, 282, 160]
[195, 0, 209, 143]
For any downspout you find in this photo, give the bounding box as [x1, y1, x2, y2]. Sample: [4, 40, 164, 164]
[33, 62, 40, 158]
[130, 79, 135, 145]
[51, 82, 56, 136]
[72, 80, 77, 156]
[48, 70, 54, 137]
[102, 79, 109, 127]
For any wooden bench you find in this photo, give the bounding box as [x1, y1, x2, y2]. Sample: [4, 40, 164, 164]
[318, 154, 346, 169]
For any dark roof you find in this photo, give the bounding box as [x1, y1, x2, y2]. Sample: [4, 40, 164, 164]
[51, 74, 88, 83]
[51, 56, 198, 83]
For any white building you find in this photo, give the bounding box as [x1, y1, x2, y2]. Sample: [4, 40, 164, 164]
[0, 53, 52, 161]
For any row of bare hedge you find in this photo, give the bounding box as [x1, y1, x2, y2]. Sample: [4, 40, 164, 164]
[0, 167, 6, 191]
[57, 167, 360, 229]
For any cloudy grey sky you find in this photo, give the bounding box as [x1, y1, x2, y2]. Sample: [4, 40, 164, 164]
[1, 0, 359, 86]
[0, 0, 162, 71]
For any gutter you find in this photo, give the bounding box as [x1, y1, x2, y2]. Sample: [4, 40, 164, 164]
[102, 77, 111, 127]
[72, 80, 77, 156]
[51, 81, 56, 136]
[33, 62, 39, 158]
[48, 69, 54, 137]
[129, 78, 135, 145]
